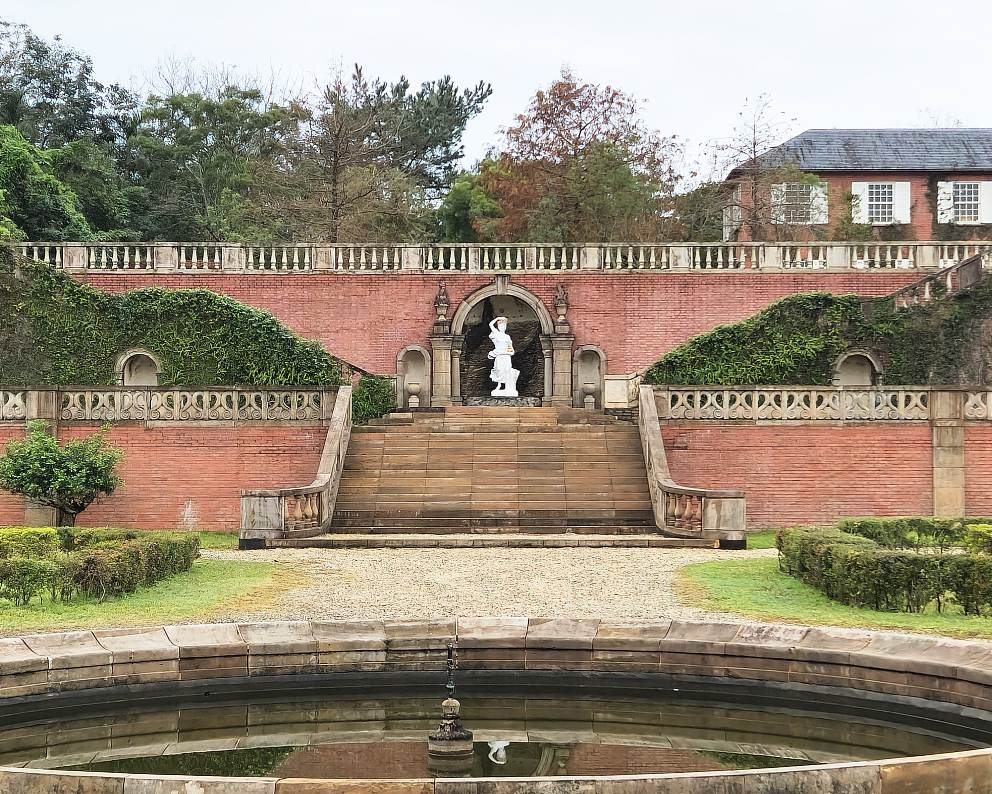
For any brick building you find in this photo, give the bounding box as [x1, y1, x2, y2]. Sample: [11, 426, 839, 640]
[724, 128, 992, 241]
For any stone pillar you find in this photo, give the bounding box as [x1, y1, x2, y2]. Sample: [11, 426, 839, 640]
[63, 243, 87, 272]
[549, 335, 574, 407]
[581, 245, 602, 270]
[931, 390, 965, 517]
[825, 244, 851, 270]
[540, 337, 553, 401]
[450, 336, 464, 405]
[431, 336, 454, 406]
[401, 245, 423, 270]
[314, 246, 335, 271]
[155, 244, 179, 272]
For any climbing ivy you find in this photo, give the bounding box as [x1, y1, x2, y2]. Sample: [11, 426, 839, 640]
[0, 250, 343, 386]
[645, 277, 992, 386]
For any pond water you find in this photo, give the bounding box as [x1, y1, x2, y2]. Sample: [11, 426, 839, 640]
[2, 682, 987, 779]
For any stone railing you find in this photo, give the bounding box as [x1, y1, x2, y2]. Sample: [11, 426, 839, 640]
[2, 618, 991, 793]
[239, 385, 352, 544]
[655, 386, 939, 422]
[12, 240, 992, 273]
[0, 387, 337, 424]
[637, 385, 745, 546]
[891, 252, 986, 308]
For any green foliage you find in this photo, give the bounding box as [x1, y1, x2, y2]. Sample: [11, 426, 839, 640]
[48, 137, 137, 238]
[436, 171, 501, 242]
[0, 420, 123, 524]
[72, 747, 298, 777]
[0, 257, 345, 386]
[777, 520, 992, 615]
[0, 124, 92, 240]
[645, 273, 992, 386]
[0, 526, 59, 558]
[963, 523, 992, 554]
[0, 527, 200, 605]
[352, 374, 396, 425]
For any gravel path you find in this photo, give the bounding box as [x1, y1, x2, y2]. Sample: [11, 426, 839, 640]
[203, 546, 777, 623]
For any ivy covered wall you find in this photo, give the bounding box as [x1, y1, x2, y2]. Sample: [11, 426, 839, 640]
[0, 250, 344, 387]
[645, 275, 992, 386]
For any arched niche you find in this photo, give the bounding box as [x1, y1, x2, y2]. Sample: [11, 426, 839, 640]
[431, 279, 573, 406]
[396, 345, 431, 408]
[115, 349, 162, 386]
[572, 345, 606, 408]
[832, 350, 883, 387]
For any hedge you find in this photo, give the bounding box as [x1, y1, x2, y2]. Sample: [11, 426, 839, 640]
[0, 528, 200, 605]
[777, 519, 992, 614]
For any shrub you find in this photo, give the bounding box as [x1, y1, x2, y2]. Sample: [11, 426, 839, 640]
[352, 374, 396, 425]
[0, 557, 57, 605]
[963, 524, 992, 555]
[837, 517, 970, 551]
[0, 527, 59, 558]
[777, 523, 992, 614]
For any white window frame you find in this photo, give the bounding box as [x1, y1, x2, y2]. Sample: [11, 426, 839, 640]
[770, 182, 828, 225]
[867, 183, 894, 224]
[852, 182, 911, 225]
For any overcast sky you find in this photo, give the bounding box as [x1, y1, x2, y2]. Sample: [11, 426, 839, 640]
[9, 0, 992, 177]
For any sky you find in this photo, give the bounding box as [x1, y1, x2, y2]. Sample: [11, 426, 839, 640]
[8, 0, 992, 179]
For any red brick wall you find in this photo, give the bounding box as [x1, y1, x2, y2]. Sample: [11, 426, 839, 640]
[0, 424, 25, 526]
[78, 272, 920, 375]
[50, 424, 326, 531]
[965, 425, 992, 517]
[662, 422, 934, 528]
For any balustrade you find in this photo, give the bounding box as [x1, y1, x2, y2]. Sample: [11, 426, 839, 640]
[658, 387, 932, 422]
[58, 388, 326, 422]
[964, 391, 992, 420]
[9, 241, 990, 274]
[0, 391, 27, 420]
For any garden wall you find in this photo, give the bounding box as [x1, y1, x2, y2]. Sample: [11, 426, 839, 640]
[79, 271, 920, 374]
[661, 423, 935, 528]
[55, 424, 326, 531]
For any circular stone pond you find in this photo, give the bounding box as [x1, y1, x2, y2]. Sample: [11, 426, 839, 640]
[1, 618, 992, 793]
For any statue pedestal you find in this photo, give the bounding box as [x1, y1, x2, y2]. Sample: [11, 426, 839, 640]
[464, 396, 543, 407]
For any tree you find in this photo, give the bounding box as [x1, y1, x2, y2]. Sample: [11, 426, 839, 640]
[0, 421, 123, 526]
[0, 20, 127, 148]
[0, 124, 92, 240]
[435, 171, 501, 242]
[48, 137, 135, 238]
[266, 66, 491, 242]
[481, 70, 680, 242]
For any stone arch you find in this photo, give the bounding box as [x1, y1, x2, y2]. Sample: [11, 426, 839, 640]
[832, 349, 883, 386]
[572, 345, 606, 408]
[450, 282, 555, 336]
[396, 344, 431, 408]
[115, 348, 162, 386]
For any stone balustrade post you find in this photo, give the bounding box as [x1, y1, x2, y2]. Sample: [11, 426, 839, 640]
[931, 389, 965, 518]
[25, 389, 58, 422]
[915, 243, 939, 270]
[762, 244, 782, 270]
[314, 246, 334, 271]
[581, 245, 602, 270]
[401, 246, 423, 271]
[669, 246, 692, 269]
[825, 244, 851, 270]
[62, 243, 87, 272]
[222, 246, 245, 273]
[155, 243, 178, 272]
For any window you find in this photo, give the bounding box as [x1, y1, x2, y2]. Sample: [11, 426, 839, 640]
[781, 183, 813, 224]
[953, 182, 980, 223]
[867, 183, 894, 223]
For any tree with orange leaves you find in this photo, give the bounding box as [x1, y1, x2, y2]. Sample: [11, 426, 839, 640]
[479, 70, 681, 242]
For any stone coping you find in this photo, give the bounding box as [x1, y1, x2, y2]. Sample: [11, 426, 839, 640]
[1, 618, 992, 792]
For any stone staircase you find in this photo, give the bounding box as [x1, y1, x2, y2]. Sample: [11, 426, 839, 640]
[271, 406, 715, 548]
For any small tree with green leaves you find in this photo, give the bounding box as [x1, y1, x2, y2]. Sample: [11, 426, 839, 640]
[0, 420, 123, 526]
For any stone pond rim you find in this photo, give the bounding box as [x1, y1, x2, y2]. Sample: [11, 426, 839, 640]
[1, 617, 992, 792]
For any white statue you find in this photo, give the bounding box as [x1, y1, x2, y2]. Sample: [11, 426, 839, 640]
[488, 740, 510, 764]
[487, 316, 519, 397]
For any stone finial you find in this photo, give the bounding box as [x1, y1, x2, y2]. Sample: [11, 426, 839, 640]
[434, 280, 450, 321]
[554, 282, 568, 322]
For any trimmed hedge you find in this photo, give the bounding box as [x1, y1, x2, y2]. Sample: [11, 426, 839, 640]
[0, 527, 199, 605]
[777, 519, 992, 615]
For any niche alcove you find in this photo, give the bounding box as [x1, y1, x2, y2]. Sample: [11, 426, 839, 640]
[459, 296, 544, 400]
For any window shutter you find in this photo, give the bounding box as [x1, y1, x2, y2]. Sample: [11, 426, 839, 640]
[892, 182, 912, 224]
[936, 181, 955, 223]
[810, 184, 829, 224]
[851, 182, 869, 223]
[770, 183, 785, 224]
[980, 182, 992, 223]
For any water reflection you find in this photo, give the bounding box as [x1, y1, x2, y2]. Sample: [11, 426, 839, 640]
[0, 690, 983, 779]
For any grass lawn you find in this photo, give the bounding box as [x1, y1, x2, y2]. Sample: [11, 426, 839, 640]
[195, 531, 240, 550]
[678, 557, 992, 639]
[0, 558, 291, 636]
[745, 530, 777, 550]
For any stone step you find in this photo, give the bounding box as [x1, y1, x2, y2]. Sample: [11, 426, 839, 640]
[267, 533, 716, 549]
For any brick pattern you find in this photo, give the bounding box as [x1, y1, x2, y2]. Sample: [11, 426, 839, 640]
[77, 271, 921, 375]
[965, 425, 992, 516]
[661, 423, 934, 528]
[56, 425, 326, 531]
